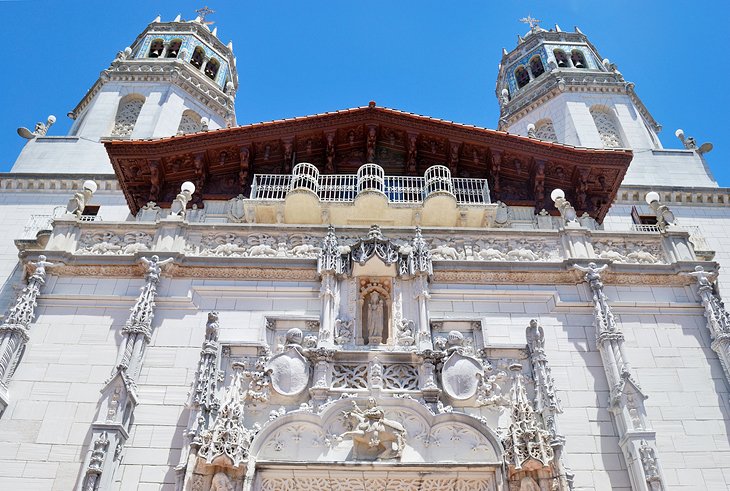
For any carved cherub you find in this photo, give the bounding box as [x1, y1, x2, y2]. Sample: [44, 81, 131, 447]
[685, 265, 716, 289]
[140, 255, 174, 283]
[29, 254, 55, 281]
[573, 262, 608, 282]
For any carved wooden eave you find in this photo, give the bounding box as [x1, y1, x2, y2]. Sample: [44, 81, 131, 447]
[104, 104, 633, 221]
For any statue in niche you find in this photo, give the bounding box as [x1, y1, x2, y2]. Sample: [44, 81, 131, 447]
[342, 398, 406, 460]
[211, 472, 234, 491]
[366, 291, 385, 345]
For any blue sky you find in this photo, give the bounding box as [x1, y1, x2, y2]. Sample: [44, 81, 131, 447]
[1, 0, 728, 184]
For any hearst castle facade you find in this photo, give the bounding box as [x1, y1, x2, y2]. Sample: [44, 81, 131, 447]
[0, 14, 728, 491]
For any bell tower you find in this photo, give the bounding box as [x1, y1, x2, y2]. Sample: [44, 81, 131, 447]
[70, 11, 238, 140]
[495, 18, 718, 187]
[495, 18, 661, 151]
[11, 11, 238, 173]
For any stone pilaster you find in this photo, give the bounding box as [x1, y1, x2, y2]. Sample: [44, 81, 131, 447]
[79, 255, 172, 490]
[686, 266, 730, 388]
[178, 312, 222, 490]
[575, 263, 666, 491]
[317, 226, 344, 348]
[526, 319, 573, 490]
[0, 256, 54, 417]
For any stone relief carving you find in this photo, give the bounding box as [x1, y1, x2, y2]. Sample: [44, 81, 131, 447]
[575, 262, 666, 488]
[436, 331, 507, 406]
[593, 239, 665, 264]
[82, 432, 110, 491]
[198, 366, 259, 468]
[341, 398, 407, 460]
[333, 318, 354, 345]
[686, 266, 730, 384]
[259, 476, 495, 491]
[502, 364, 554, 471]
[76, 231, 153, 255]
[191, 232, 322, 258]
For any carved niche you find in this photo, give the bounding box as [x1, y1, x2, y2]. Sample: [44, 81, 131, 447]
[358, 278, 391, 346]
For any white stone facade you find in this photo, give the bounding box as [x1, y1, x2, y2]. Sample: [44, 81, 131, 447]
[0, 16, 729, 491]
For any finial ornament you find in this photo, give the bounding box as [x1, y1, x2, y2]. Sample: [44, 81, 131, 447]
[195, 6, 216, 25]
[519, 14, 541, 30]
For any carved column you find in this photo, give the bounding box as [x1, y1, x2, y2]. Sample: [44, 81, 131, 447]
[410, 227, 433, 351]
[79, 256, 172, 491]
[687, 266, 730, 387]
[178, 312, 222, 489]
[317, 226, 344, 348]
[116, 256, 172, 380]
[575, 263, 666, 491]
[0, 256, 54, 416]
[526, 320, 573, 490]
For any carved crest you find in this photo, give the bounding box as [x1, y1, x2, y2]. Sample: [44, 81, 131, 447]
[266, 347, 311, 397]
[226, 194, 247, 222]
[441, 351, 483, 401]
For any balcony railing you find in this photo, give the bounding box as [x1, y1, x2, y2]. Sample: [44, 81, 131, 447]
[250, 163, 491, 205]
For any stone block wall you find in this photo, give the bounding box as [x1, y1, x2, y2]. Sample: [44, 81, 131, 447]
[1, 276, 728, 490]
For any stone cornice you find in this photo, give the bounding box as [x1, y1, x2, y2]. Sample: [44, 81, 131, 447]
[70, 60, 234, 121]
[0, 173, 119, 192]
[498, 71, 659, 133]
[617, 184, 730, 207]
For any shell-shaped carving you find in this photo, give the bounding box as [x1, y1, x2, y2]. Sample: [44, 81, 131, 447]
[441, 352, 483, 401]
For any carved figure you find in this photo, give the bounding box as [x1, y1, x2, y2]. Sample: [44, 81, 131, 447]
[29, 255, 55, 281]
[285, 327, 303, 346]
[476, 248, 505, 261]
[211, 472, 234, 491]
[395, 319, 415, 346]
[289, 244, 321, 257]
[366, 126, 377, 162]
[342, 398, 406, 460]
[334, 319, 354, 345]
[247, 244, 277, 257]
[141, 255, 173, 283]
[367, 291, 385, 344]
[626, 250, 658, 264]
[430, 245, 459, 260]
[598, 250, 627, 262]
[686, 265, 715, 289]
[506, 248, 540, 261]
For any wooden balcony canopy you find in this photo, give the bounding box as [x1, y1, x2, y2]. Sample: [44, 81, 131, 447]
[105, 103, 632, 221]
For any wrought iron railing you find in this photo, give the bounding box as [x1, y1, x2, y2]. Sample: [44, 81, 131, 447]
[250, 163, 491, 205]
